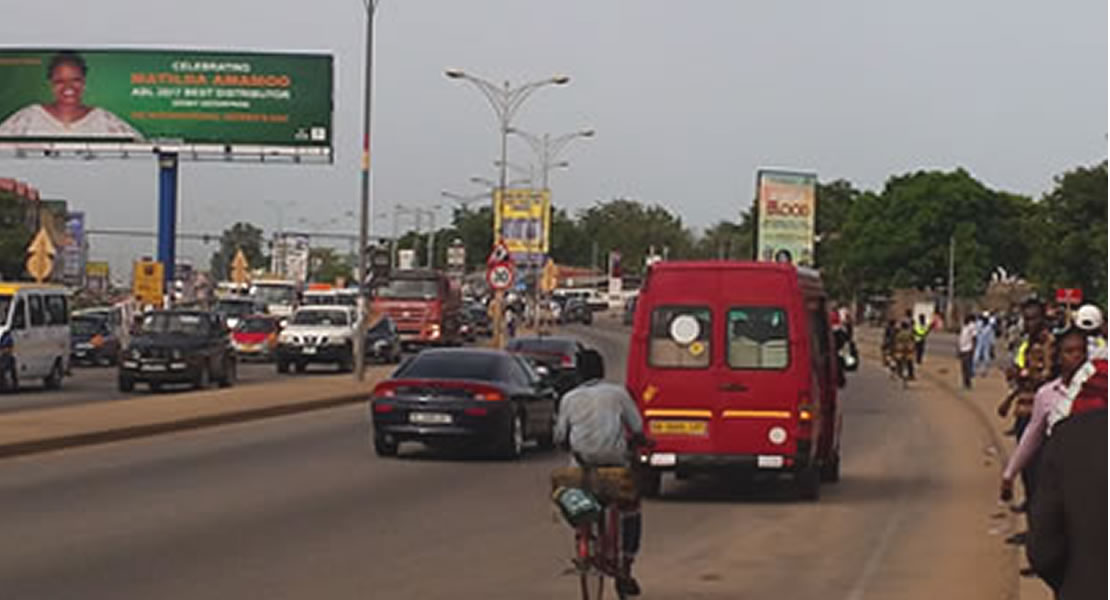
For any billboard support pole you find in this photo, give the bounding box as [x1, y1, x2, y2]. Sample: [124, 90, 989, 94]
[355, 0, 377, 382]
[157, 152, 178, 300]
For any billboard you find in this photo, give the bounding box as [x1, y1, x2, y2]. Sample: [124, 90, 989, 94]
[85, 260, 110, 293]
[493, 188, 551, 265]
[62, 211, 86, 287]
[0, 48, 332, 158]
[755, 169, 817, 267]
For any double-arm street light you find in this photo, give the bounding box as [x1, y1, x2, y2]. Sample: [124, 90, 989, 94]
[507, 127, 595, 189]
[440, 190, 488, 211]
[443, 69, 570, 220]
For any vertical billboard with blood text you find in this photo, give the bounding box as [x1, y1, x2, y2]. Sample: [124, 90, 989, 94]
[493, 188, 551, 266]
[0, 48, 332, 157]
[755, 169, 817, 267]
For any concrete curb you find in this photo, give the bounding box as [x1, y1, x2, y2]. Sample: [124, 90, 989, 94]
[0, 390, 371, 460]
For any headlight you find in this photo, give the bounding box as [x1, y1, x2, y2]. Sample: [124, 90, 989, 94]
[130, 349, 142, 360]
[171, 349, 183, 360]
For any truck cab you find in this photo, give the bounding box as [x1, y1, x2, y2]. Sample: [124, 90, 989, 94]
[371, 270, 461, 349]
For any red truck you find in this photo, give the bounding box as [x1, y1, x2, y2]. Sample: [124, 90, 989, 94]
[372, 269, 463, 349]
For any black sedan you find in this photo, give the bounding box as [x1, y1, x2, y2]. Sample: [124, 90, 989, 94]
[70, 313, 121, 366]
[370, 348, 558, 459]
[506, 336, 587, 397]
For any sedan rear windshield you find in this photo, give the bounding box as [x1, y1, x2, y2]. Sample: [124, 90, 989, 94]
[398, 352, 503, 382]
[507, 339, 574, 355]
[292, 310, 349, 326]
[237, 318, 276, 333]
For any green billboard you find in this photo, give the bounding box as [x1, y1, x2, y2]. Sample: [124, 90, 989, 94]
[0, 48, 332, 155]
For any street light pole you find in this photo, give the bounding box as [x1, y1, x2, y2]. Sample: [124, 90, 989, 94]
[507, 127, 595, 190]
[354, 0, 378, 382]
[445, 68, 569, 347]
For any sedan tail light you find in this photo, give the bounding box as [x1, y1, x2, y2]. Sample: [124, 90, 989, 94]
[560, 354, 574, 368]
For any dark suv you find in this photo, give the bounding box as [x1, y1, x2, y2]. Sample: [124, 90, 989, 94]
[119, 310, 236, 392]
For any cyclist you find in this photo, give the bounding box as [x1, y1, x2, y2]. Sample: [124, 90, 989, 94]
[554, 349, 647, 597]
[893, 320, 917, 382]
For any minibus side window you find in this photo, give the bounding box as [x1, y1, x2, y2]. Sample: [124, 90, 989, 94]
[45, 295, 68, 326]
[28, 295, 45, 327]
[726, 307, 790, 369]
[648, 306, 711, 368]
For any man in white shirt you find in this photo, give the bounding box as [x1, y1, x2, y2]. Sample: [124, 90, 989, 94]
[958, 314, 978, 389]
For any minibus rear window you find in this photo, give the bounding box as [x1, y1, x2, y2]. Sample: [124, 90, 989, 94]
[727, 307, 790, 369]
[648, 306, 711, 368]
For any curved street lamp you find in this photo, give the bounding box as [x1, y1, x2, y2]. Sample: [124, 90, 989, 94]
[507, 127, 595, 189]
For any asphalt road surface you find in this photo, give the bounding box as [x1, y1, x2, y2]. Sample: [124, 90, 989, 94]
[0, 325, 1013, 599]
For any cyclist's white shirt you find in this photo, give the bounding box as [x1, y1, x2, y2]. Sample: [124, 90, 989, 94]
[555, 380, 643, 466]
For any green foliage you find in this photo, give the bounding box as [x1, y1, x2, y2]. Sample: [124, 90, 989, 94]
[1026, 161, 1108, 305]
[0, 191, 31, 281]
[308, 247, 353, 284]
[209, 222, 267, 280]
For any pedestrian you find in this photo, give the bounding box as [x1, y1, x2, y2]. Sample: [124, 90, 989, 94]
[1073, 304, 1107, 359]
[505, 307, 517, 339]
[913, 313, 930, 364]
[975, 311, 997, 376]
[998, 297, 1056, 507]
[1000, 329, 1089, 526]
[881, 319, 897, 375]
[1026, 358, 1107, 600]
[958, 314, 977, 389]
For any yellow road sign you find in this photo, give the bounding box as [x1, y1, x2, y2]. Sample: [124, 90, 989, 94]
[25, 227, 56, 283]
[231, 248, 250, 285]
[132, 260, 165, 308]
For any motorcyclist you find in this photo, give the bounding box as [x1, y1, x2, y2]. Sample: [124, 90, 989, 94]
[554, 349, 647, 597]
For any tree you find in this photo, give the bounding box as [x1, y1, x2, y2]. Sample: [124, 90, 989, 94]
[450, 206, 493, 270]
[308, 247, 352, 284]
[0, 191, 31, 281]
[1026, 161, 1108, 305]
[576, 198, 693, 275]
[209, 222, 267, 280]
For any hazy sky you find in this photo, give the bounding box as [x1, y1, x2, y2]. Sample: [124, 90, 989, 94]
[1, 0, 1106, 277]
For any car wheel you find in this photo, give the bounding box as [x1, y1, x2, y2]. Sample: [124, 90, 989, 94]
[373, 434, 399, 457]
[218, 359, 236, 388]
[194, 365, 210, 390]
[820, 451, 841, 483]
[795, 464, 821, 501]
[43, 359, 64, 390]
[117, 373, 134, 392]
[0, 361, 17, 393]
[277, 360, 290, 374]
[497, 411, 525, 460]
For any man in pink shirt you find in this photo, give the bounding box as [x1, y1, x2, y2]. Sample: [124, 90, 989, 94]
[1000, 329, 1088, 503]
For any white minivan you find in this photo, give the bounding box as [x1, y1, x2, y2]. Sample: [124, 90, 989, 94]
[0, 283, 70, 391]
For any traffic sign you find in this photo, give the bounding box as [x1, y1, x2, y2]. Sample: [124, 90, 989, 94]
[230, 248, 250, 285]
[132, 260, 165, 308]
[487, 242, 511, 266]
[487, 263, 515, 291]
[1056, 288, 1083, 305]
[25, 227, 55, 283]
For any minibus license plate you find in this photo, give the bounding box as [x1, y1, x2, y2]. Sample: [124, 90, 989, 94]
[650, 420, 706, 436]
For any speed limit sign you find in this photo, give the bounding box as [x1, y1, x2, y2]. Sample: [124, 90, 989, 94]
[486, 263, 515, 291]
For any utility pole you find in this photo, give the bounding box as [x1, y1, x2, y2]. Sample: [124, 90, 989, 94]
[946, 234, 955, 329]
[354, 0, 378, 382]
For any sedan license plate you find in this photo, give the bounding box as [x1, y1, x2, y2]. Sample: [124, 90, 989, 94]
[409, 412, 452, 425]
[302, 346, 317, 355]
[650, 420, 707, 436]
[141, 363, 167, 372]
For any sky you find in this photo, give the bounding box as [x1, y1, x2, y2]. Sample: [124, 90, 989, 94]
[0, 0, 1106, 278]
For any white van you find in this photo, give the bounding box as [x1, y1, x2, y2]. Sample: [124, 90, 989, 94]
[0, 284, 70, 391]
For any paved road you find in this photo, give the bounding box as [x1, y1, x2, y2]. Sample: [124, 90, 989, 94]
[0, 326, 1012, 599]
[0, 361, 358, 415]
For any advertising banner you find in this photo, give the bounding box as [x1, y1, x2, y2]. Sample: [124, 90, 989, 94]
[281, 234, 310, 285]
[0, 48, 332, 157]
[132, 259, 164, 308]
[493, 188, 551, 265]
[85, 260, 110, 293]
[62, 211, 86, 287]
[755, 169, 817, 267]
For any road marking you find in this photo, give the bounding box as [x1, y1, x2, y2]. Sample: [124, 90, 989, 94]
[844, 492, 909, 600]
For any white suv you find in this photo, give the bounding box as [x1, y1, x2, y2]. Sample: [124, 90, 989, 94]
[276, 306, 357, 373]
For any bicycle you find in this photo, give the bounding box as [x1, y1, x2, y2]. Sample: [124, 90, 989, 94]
[570, 466, 629, 600]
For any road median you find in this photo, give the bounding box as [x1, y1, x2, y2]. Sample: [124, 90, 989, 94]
[0, 367, 392, 459]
